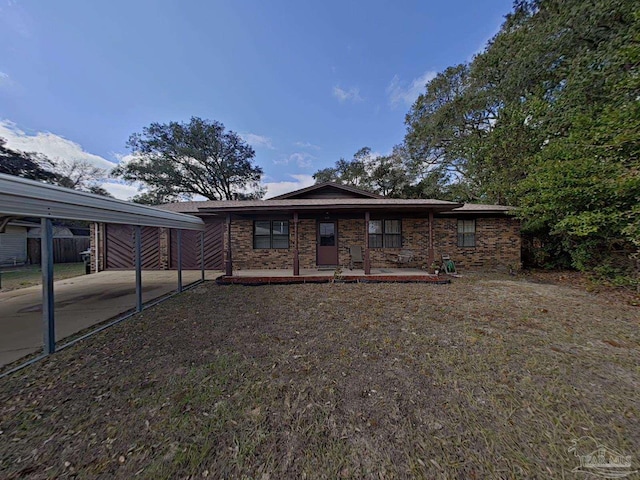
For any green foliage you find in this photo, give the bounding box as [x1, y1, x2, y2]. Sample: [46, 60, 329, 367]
[403, 0, 640, 275]
[313, 145, 412, 197]
[113, 117, 265, 201]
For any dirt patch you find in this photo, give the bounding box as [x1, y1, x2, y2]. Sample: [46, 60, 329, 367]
[1, 275, 638, 478]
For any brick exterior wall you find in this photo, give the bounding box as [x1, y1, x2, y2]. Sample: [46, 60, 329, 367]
[367, 218, 430, 269]
[95, 214, 521, 273]
[89, 222, 105, 273]
[224, 215, 520, 271]
[433, 216, 521, 270]
[158, 228, 170, 269]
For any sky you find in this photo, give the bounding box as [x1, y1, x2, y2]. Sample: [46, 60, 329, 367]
[0, 0, 513, 199]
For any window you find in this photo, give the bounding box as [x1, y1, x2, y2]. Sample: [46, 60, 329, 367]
[254, 220, 289, 249]
[368, 219, 401, 248]
[457, 219, 475, 247]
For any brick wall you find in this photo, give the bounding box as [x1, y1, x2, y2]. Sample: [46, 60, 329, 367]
[225, 217, 434, 270]
[433, 216, 521, 270]
[369, 218, 431, 269]
[337, 218, 365, 268]
[158, 228, 170, 269]
[95, 215, 521, 273]
[88, 222, 104, 273]
[226, 219, 294, 270]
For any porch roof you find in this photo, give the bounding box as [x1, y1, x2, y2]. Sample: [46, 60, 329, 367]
[160, 198, 464, 215]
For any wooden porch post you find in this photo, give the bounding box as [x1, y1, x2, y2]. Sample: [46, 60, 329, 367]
[428, 210, 435, 267]
[293, 212, 300, 276]
[364, 211, 371, 275]
[225, 214, 233, 276]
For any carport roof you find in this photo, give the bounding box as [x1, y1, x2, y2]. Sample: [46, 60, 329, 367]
[0, 173, 204, 230]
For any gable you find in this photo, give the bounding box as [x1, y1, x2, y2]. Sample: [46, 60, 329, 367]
[271, 182, 382, 200]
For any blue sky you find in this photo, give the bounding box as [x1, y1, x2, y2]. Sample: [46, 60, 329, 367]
[0, 0, 512, 198]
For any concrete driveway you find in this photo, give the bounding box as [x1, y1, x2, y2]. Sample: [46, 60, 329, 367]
[0, 270, 221, 367]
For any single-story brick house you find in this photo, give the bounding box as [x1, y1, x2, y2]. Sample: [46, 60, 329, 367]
[92, 182, 520, 275]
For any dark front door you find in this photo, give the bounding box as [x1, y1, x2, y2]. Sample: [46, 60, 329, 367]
[317, 221, 338, 266]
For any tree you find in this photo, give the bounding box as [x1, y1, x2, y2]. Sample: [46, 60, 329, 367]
[369, 145, 411, 197]
[403, 0, 640, 280]
[131, 191, 180, 205]
[86, 185, 114, 198]
[314, 147, 373, 189]
[112, 117, 265, 200]
[0, 137, 58, 183]
[55, 159, 107, 192]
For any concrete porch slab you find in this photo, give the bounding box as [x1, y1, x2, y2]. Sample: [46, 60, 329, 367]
[217, 268, 450, 286]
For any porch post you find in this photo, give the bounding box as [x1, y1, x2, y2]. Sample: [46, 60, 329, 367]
[428, 210, 435, 266]
[293, 212, 300, 276]
[225, 214, 233, 276]
[41, 218, 55, 355]
[364, 211, 371, 275]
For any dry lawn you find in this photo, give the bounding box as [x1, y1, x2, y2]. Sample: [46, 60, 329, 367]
[0, 274, 638, 479]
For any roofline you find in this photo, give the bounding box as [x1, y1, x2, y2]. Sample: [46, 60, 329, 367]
[440, 205, 517, 215]
[0, 174, 205, 230]
[197, 202, 463, 214]
[269, 181, 383, 199]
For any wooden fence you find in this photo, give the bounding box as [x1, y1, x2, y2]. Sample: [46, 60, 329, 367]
[27, 238, 90, 264]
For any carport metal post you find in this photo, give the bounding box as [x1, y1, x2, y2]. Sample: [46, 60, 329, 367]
[177, 229, 183, 292]
[41, 217, 55, 355]
[200, 230, 205, 282]
[134, 225, 143, 312]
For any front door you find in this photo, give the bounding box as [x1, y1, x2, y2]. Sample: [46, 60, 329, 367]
[317, 221, 338, 266]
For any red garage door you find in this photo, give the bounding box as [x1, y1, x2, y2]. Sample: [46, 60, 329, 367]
[105, 225, 161, 270]
[170, 219, 223, 270]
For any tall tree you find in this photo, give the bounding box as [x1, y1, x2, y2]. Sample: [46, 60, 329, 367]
[0, 138, 58, 183]
[55, 159, 107, 192]
[404, 0, 640, 277]
[369, 145, 411, 197]
[112, 117, 265, 200]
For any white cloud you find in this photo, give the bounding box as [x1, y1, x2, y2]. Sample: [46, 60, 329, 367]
[0, 120, 116, 171]
[387, 70, 437, 107]
[274, 152, 314, 169]
[294, 141, 321, 150]
[333, 85, 363, 103]
[100, 181, 142, 200]
[263, 174, 315, 199]
[0, 71, 9, 84]
[240, 133, 274, 150]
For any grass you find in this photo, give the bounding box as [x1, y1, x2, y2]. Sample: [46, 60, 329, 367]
[0, 273, 638, 478]
[0, 262, 86, 292]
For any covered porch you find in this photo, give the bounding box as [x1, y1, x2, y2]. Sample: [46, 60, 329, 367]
[198, 201, 462, 278]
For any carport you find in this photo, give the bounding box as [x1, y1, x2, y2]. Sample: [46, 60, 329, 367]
[0, 173, 205, 373]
